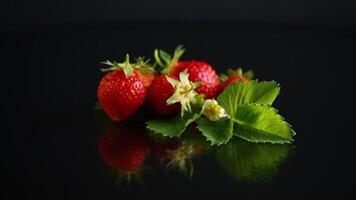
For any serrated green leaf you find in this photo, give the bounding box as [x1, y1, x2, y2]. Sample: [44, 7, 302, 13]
[146, 111, 199, 138]
[146, 116, 187, 137]
[216, 137, 292, 182]
[217, 80, 245, 117]
[234, 104, 293, 144]
[245, 81, 280, 105]
[217, 80, 280, 118]
[196, 117, 234, 145]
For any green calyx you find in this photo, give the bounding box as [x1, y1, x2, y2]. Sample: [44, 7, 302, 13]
[166, 69, 201, 117]
[154, 45, 185, 75]
[220, 68, 254, 82]
[101, 54, 151, 77]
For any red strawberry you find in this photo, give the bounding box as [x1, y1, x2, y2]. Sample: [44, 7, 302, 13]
[99, 124, 147, 172]
[223, 75, 249, 88]
[147, 75, 180, 116]
[137, 70, 155, 89]
[135, 57, 156, 89]
[155, 46, 221, 99]
[97, 55, 150, 121]
[172, 60, 221, 99]
[222, 68, 253, 88]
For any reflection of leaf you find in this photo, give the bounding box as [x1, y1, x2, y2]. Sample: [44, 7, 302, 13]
[216, 137, 292, 182]
[179, 126, 212, 150]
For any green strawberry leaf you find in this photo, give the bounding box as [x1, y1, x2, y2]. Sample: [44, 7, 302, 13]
[196, 117, 234, 145]
[218, 80, 280, 117]
[217, 80, 245, 117]
[246, 81, 280, 105]
[233, 104, 294, 144]
[146, 109, 201, 138]
[146, 116, 187, 137]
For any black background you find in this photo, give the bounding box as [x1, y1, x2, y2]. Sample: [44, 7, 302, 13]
[1, 0, 356, 199]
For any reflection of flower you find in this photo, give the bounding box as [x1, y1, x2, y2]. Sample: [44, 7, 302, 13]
[167, 145, 194, 169]
[202, 99, 229, 121]
[165, 145, 196, 177]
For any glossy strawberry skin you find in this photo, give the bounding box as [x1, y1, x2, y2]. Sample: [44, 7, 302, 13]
[97, 70, 146, 121]
[223, 75, 249, 88]
[172, 60, 221, 99]
[148, 75, 180, 116]
[136, 70, 155, 89]
[99, 125, 147, 172]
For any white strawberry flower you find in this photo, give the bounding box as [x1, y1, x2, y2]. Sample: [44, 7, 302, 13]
[202, 99, 229, 121]
[166, 69, 200, 117]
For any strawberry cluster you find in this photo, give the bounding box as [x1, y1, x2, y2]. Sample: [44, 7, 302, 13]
[97, 46, 251, 121]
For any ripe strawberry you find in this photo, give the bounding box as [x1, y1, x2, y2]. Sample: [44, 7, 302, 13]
[147, 75, 181, 116]
[223, 76, 249, 88]
[97, 55, 151, 121]
[172, 60, 222, 99]
[135, 57, 156, 89]
[137, 70, 155, 89]
[99, 124, 148, 172]
[222, 68, 254, 88]
[155, 46, 221, 99]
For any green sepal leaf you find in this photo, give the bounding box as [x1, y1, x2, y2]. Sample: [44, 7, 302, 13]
[220, 68, 254, 82]
[100, 54, 151, 78]
[220, 73, 229, 82]
[244, 70, 254, 80]
[158, 50, 172, 64]
[234, 104, 294, 144]
[155, 45, 185, 75]
[196, 117, 234, 145]
[122, 65, 134, 77]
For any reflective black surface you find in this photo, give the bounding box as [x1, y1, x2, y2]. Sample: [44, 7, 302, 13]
[2, 24, 355, 199]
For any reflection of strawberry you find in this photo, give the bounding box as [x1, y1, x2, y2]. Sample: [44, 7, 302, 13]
[150, 140, 181, 160]
[147, 75, 181, 116]
[155, 46, 221, 99]
[99, 124, 147, 172]
[97, 55, 152, 122]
